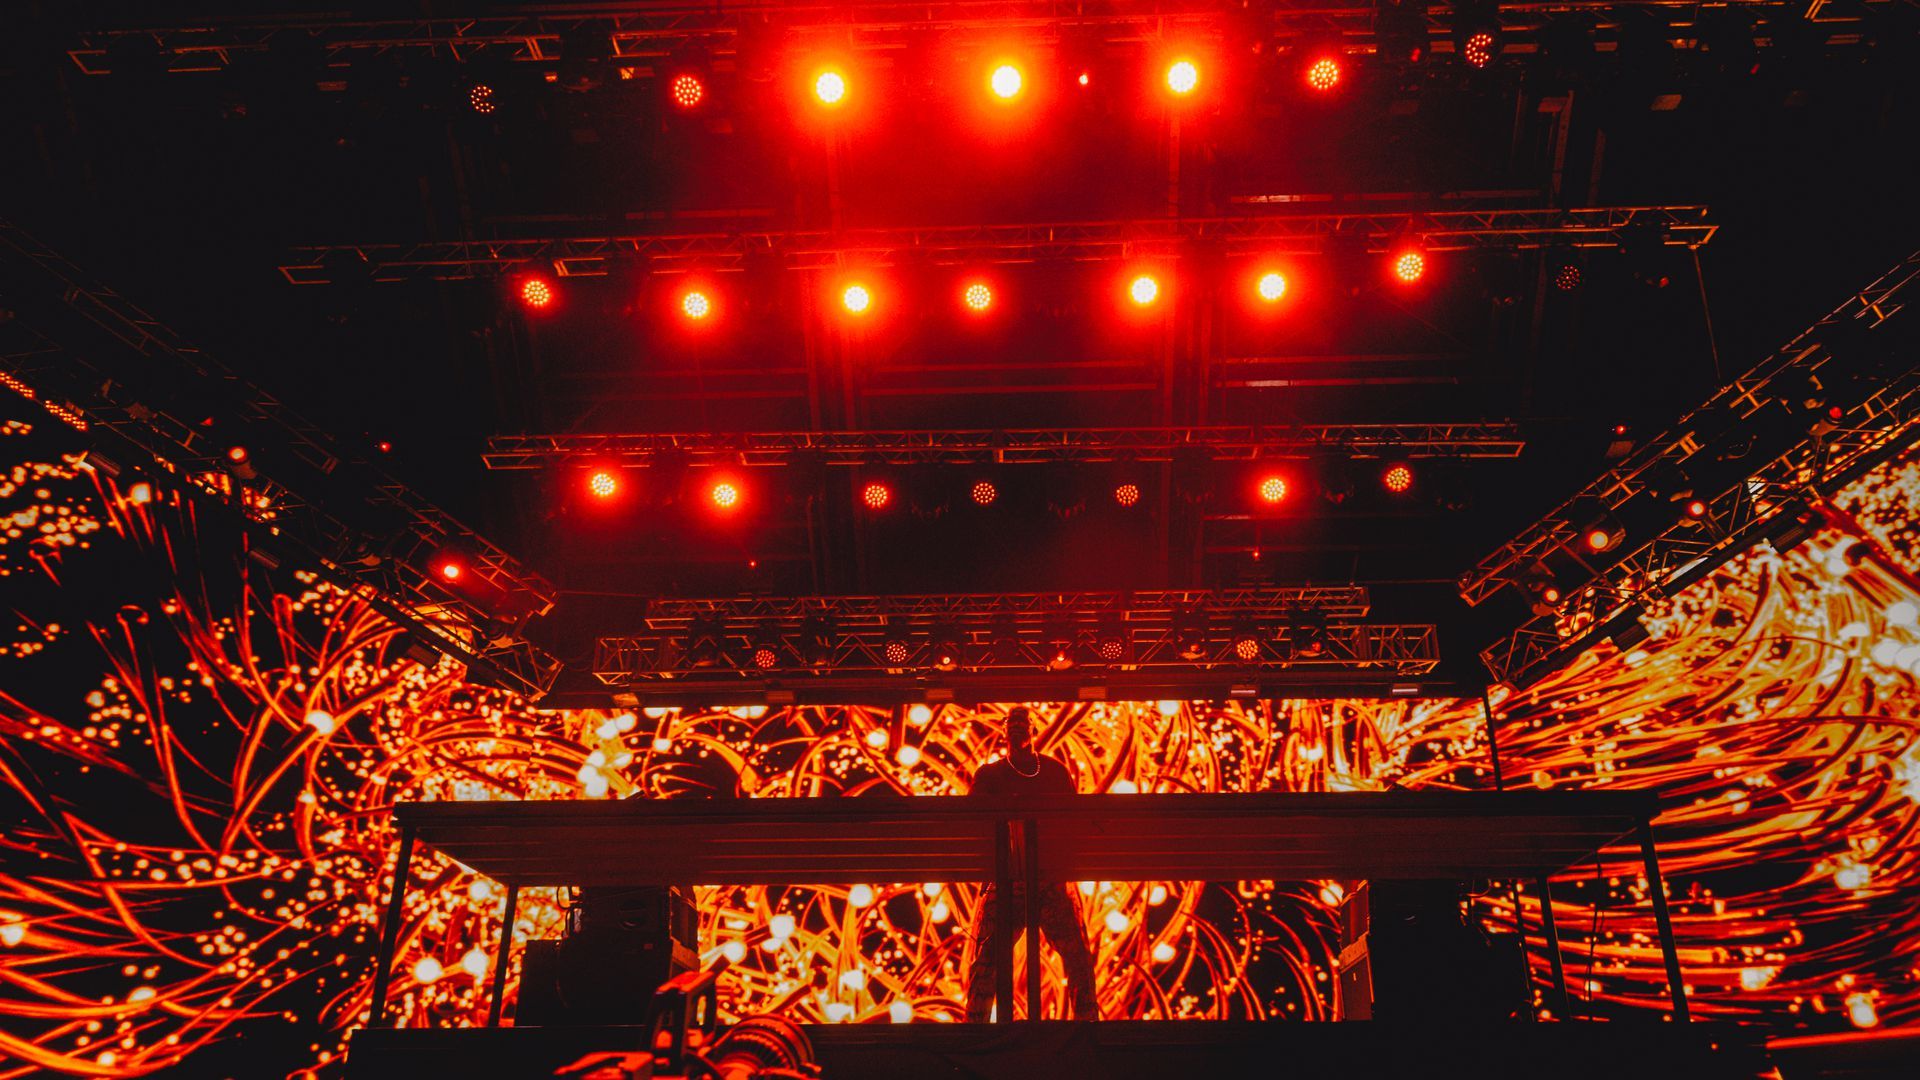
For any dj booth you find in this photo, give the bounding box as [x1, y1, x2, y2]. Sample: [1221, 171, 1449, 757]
[348, 791, 1758, 1079]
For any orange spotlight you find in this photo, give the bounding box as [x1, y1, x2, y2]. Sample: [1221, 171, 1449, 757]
[226, 445, 249, 463]
[971, 480, 998, 506]
[1166, 59, 1199, 95]
[1584, 527, 1613, 552]
[963, 282, 993, 312]
[814, 69, 847, 105]
[861, 481, 892, 510]
[1392, 250, 1426, 283]
[681, 290, 712, 320]
[436, 559, 463, 582]
[710, 480, 741, 510]
[841, 283, 872, 314]
[589, 471, 618, 498]
[1685, 498, 1708, 518]
[1256, 271, 1287, 302]
[520, 277, 554, 309]
[1306, 57, 1341, 91]
[990, 63, 1024, 100]
[468, 85, 496, 114]
[1129, 275, 1161, 306]
[1077, 71, 1090, 87]
[1382, 463, 1414, 494]
[1114, 482, 1141, 507]
[1257, 475, 1288, 504]
[1463, 31, 1497, 69]
[669, 72, 705, 109]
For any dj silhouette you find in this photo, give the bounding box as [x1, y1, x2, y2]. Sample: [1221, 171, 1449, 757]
[963, 707, 1098, 1021]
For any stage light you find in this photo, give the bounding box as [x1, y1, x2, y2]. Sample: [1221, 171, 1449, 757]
[681, 290, 712, 320]
[929, 624, 965, 672]
[670, 72, 705, 109]
[814, 69, 847, 105]
[1257, 474, 1288, 504]
[1113, 482, 1141, 507]
[751, 643, 780, 671]
[709, 480, 741, 510]
[589, 471, 618, 499]
[1256, 271, 1287, 302]
[1166, 60, 1199, 95]
[1129, 275, 1160, 306]
[841, 283, 871, 314]
[1463, 31, 1497, 68]
[963, 282, 992, 311]
[990, 64, 1023, 99]
[970, 480, 998, 506]
[520, 277, 554, 309]
[1554, 263, 1583, 291]
[436, 559, 463, 583]
[1685, 498, 1709, 518]
[1392, 250, 1426, 283]
[861, 480, 892, 510]
[1231, 626, 1262, 663]
[1306, 57, 1341, 91]
[226, 445, 249, 464]
[882, 635, 911, 667]
[1382, 463, 1414, 494]
[468, 85, 496, 114]
[1077, 71, 1090, 87]
[1095, 620, 1129, 663]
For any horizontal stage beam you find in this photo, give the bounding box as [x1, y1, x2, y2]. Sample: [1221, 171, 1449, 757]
[282, 208, 1713, 284]
[482, 424, 1526, 469]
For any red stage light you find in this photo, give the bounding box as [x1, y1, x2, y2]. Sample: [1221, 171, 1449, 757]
[1166, 60, 1199, 96]
[589, 471, 618, 499]
[1585, 527, 1613, 552]
[1114, 482, 1141, 507]
[1306, 57, 1341, 91]
[1392, 251, 1426, 283]
[814, 69, 847, 105]
[1256, 272, 1287, 302]
[990, 64, 1024, 100]
[1685, 498, 1709, 518]
[1130, 275, 1160, 306]
[1382, 463, 1414, 494]
[1554, 265, 1582, 291]
[226, 445, 249, 463]
[682, 290, 712, 320]
[752, 645, 779, 670]
[468, 85, 496, 114]
[1258, 475, 1289, 504]
[963, 282, 992, 311]
[670, 73, 705, 109]
[971, 480, 998, 506]
[1077, 71, 1090, 87]
[437, 560, 463, 583]
[841, 284, 872, 314]
[1233, 636, 1261, 662]
[882, 640, 911, 666]
[861, 481, 892, 510]
[520, 277, 554, 308]
[1463, 31, 1496, 69]
[710, 481, 741, 510]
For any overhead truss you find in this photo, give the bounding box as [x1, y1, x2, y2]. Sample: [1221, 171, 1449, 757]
[282, 208, 1714, 284]
[0, 221, 564, 700]
[483, 423, 1525, 470]
[593, 587, 1440, 697]
[1467, 247, 1920, 687]
[67, 2, 1891, 76]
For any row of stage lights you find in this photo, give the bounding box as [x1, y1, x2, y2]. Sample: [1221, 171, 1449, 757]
[512, 252, 1435, 318]
[572, 458, 1425, 515]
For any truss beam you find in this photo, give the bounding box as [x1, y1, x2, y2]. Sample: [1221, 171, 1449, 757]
[282, 208, 1714, 284]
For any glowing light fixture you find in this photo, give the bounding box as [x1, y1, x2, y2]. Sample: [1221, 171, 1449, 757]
[1114, 482, 1141, 507]
[990, 64, 1023, 99]
[971, 480, 998, 506]
[1463, 31, 1497, 69]
[520, 277, 554, 308]
[589, 471, 618, 499]
[681, 290, 712, 320]
[670, 72, 705, 109]
[1392, 250, 1426, 283]
[1554, 264, 1583, 291]
[1258, 475, 1288, 504]
[1256, 272, 1287, 302]
[1166, 60, 1199, 95]
[1306, 57, 1341, 91]
[963, 282, 993, 311]
[841, 284, 872, 314]
[861, 481, 892, 510]
[468, 85, 496, 114]
[710, 481, 741, 510]
[1382, 463, 1414, 494]
[1129, 275, 1160, 306]
[814, 69, 847, 105]
[437, 560, 463, 582]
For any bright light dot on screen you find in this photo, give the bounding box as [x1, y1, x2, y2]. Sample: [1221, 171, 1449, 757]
[963, 282, 992, 311]
[907, 704, 933, 725]
[1258, 475, 1288, 504]
[841, 284, 871, 313]
[1306, 57, 1341, 91]
[412, 957, 443, 984]
[814, 70, 846, 105]
[589, 471, 617, 498]
[461, 947, 489, 978]
[1077, 71, 1090, 87]
[848, 884, 874, 908]
[865, 729, 888, 748]
[304, 710, 336, 735]
[1887, 601, 1918, 628]
[1148, 883, 1169, 904]
[1152, 942, 1176, 963]
[895, 745, 921, 767]
[769, 913, 795, 940]
[681, 291, 711, 320]
[990, 64, 1023, 99]
[1104, 910, 1129, 933]
[1130, 275, 1159, 305]
[1257, 272, 1287, 301]
[1848, 992, 1879, 1029]
[1166, 60, 1198, 95]
[890, 1000, 913, 1023]
[1393, 250, 1426, 283]
[721, 940, 746, 963]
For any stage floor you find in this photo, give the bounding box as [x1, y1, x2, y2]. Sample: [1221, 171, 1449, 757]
[349, 1019, 1769, 1079]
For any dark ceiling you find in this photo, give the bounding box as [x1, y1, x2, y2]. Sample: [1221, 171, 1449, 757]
[2, 1, 1916, 693]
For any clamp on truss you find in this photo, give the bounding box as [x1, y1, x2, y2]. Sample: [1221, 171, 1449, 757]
[0, 221, 564, 700]
[592, 586, 1440, 698]
[281, 208, 1714, 284]
[1465, 247, 1920, 688]
[482, 424, 1525, 470]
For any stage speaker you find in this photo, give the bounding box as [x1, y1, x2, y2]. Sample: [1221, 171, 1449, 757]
[515, 886, 698, 1027]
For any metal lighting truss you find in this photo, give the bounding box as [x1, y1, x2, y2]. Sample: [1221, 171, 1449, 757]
[1467, 248, 1920, 687]
[66, 2, 1891, 76]
[482, 423, 1525, 470]
[0, 221, 564, 699]
[280, 208, 1714, 284]
[592, 586, 1440, 691]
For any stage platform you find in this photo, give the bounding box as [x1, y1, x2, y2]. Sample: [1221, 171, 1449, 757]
[348, 1020, 1768, 1080]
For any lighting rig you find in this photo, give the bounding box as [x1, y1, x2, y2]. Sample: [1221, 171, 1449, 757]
[279, 208, 1715, 286]
[591, 587, 1439, 705]
[65, 2, 1897, 80]
[0, 222, 563, 699]
[1463, 248, 1920, 689]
